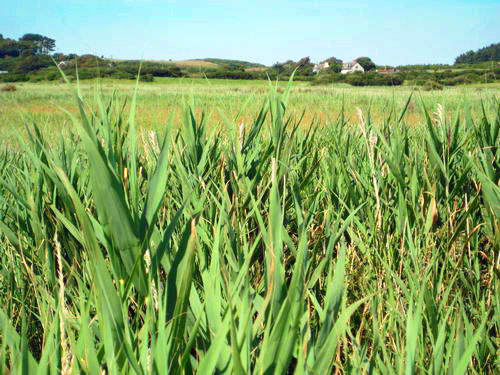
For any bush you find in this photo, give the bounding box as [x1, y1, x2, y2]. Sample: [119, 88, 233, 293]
[0, 83, 16, 92]
[14, 55, 52, 73]
[66, 68, 98, 80]
[406, 79, 426, 86]
[205, 70, 256, 80]
[482, 72, 498, 83]
[0, 73, 28, 82]
[59, 76, 73, 83]
[422, 81, 443, 91]
[140, 73, 154, 82]
[345, 74, 367, 86]
[27, 70, 60, 82]
[29, 75, 45, 82]
[108, 70, 135, 80]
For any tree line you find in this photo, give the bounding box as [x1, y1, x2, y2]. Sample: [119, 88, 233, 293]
[0, 33, 56, 58]
[454, 43, 500, 65]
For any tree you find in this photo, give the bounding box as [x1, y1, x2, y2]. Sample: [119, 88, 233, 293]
[297, 56, 311, 66]
[20, 33, 56, 54]
[324, 56, 343, 65]
[355, 57, 376, 71]
[454, 43, 500, 64]
[20, 48, 36, 57]
[52, 52, 65, 60]
[327, 64, 341, 73]
[0, 39, 24, 58]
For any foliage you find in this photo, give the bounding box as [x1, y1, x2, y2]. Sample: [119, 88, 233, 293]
[0, 73, 27, 82]
[272, 57, 315, 78]
[455, 42, 500, 64]
[327, 63, 342, 73]
[0, 39, 35, 58]
[204, 69, 256, 79]
[14, 55, 52, 73]
[0, 33, 56, 58]
[0, 77, 497, 374]
[422, 80, 444, 90]
[139, 73, 154, 82]
[203, 58, 266, 69]
[20, 33, 56, 54]
[355, 56, 376, 71]
[313, 72, 404, 86]
[323, 56, 343, 65]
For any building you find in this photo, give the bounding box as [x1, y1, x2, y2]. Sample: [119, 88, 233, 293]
[313, 61, 330, 74]
[341, 61, 364, 74]
[0, 71, 8, 74]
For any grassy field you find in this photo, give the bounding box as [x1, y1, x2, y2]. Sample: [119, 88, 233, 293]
[0, 78, 498, 374]
[1, 78, 498, 145]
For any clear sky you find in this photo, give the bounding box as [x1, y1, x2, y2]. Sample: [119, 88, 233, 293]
[3, 0, 499, 66]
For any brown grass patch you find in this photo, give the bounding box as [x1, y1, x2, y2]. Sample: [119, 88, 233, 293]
[1, 84, 17, 92]
[245, 67, 267, 72]
[152, 60, 219, 68]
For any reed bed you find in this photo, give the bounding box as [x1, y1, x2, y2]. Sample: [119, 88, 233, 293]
[1, 81, 498, 142]
[0, 76, 498, 374]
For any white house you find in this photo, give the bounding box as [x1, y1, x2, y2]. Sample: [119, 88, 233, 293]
[313, 61, 330, 74]
[0, 71, 8, 74]
[341, 61, 364, 74]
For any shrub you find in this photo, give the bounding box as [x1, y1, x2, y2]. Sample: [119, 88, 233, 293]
[205, 70, 256, 80]
[140, 73, 154, 82]
[28, 75, 45, 82]
[0, 83, 16, 92]
[345, 73, 367, 86]
[108, 70, 135, 80]
[481, 72, 497, 83]
[0, 73, 28, 82]
[14, 55, 52, 73]
[28, 70, 60, 82]
[66, 68, 97, 80]
[422, 81, 443, 91]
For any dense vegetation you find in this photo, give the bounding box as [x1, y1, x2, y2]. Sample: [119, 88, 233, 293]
[0, 75, 498, 374]
[455, 43, 500, 65]
[202, 58, 266, 70]
[0, 33, 56, 58]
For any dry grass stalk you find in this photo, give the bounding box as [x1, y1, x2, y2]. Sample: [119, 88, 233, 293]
[55, 232, 72, 375]
[357, 107, 382, 230]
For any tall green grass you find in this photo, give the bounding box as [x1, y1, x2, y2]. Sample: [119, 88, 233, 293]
[0, 77, 498, 374]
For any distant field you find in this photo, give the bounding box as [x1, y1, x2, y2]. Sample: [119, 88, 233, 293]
[112, 58, 220, 69]
[112, 57, 266, 70]
[161, 59, 220, 68]
[0, 78, 498, 146]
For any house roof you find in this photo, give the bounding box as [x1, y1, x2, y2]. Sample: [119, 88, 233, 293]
[342, 61, 358, 68]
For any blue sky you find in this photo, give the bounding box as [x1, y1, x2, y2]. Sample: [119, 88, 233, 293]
[3, 0, 499, 66]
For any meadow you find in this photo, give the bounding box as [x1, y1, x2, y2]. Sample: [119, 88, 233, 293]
[1, 79, 498, 144]
[0, 77, 498, 374]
